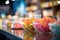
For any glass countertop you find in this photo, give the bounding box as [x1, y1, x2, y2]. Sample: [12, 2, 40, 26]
[10, 30, 60, 40]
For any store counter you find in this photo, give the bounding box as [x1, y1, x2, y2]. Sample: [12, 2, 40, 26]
[0, 30, 23, 40]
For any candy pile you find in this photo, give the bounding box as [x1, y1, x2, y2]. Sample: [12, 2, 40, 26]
[23, 16, 56, 32]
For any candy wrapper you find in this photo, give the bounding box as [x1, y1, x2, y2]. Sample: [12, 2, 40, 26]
[33, 19, 50, 33]
[30, 18, 36, 22]
[23, 17, 56, 32]
[23, 19, 34, 31]
[33, 22, 42, 31]
[43, 16, 56, 23]
[33, 16, 57, 33]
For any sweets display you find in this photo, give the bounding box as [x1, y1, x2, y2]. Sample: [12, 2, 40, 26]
[22, 17, 57, 32]
[10, 16, 57, 34]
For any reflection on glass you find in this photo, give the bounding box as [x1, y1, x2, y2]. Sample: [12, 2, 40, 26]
[51, 36, 60, 40]
[23, 31, 35, 40]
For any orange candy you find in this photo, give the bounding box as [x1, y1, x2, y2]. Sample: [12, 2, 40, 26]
[24, 19, 32, 25]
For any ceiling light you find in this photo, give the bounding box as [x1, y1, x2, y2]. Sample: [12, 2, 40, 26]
[12, 0, 15, 1]
[57, 1, 60, 4]
[5, 0, 9, 4]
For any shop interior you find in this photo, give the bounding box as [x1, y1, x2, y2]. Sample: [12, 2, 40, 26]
[0, 0, 60, 40]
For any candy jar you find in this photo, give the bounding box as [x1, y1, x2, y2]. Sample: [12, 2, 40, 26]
[49, 23, 60, 35]
[13, 23, 24, 36]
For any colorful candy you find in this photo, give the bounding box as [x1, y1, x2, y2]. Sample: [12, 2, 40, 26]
[12, 17, 56, 32]
[23, 19, 34, 31]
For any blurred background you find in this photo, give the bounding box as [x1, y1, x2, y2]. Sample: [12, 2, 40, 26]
[0, 0, 60, 40]
[0, 0, 60, 17]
